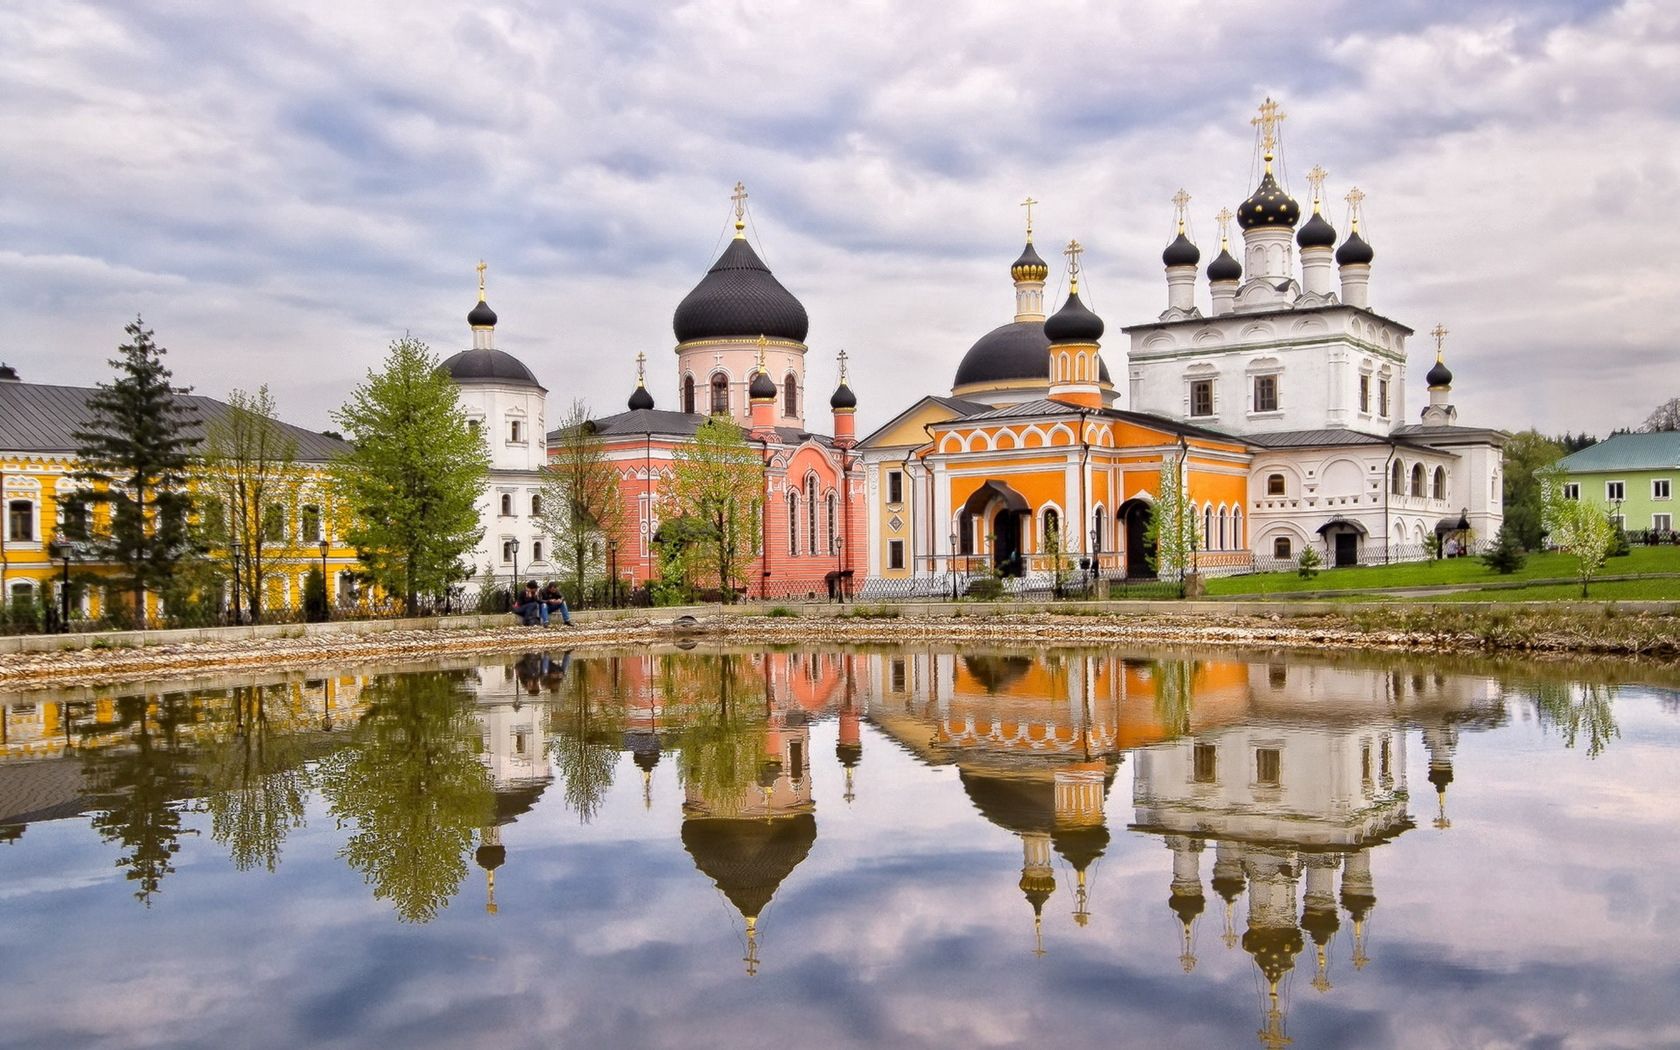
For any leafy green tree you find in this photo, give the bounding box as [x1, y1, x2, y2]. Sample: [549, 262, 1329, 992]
[1538, 464, 1618, 597]
[195, 385, 314, 623]
[547, 658, 624, 823]
[671, 654, 766, 817]
[1501, 430, 1564, 549]
[538, 400, 626, 604]
[663, 418, 763, 603]
[1150, 658, 1197, 739]
[317, 670, 494, 923]
[72, 318, 202, 628]
[201, 685, 312, 872]
[652, 515, 712, 605]
[1144, 457, 1200, 592]
[332, 338, 490, 615]
[1480, 524, 1527, 574]
[1525, 680, 1620, 758]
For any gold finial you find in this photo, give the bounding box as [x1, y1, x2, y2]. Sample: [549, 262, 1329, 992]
[1033, 913, 1047, 958]
[1306, 165, 1328, 213]
[1064, 238, 1084, 293]
[1345, 186, 1366, 232]
[1431, 323, 1449, 362]
[837, 348, 849, 385]
[1021, 196, 1038, 239]
[755, 333, 768, 373]
[635, 350, 647, 388]
[1252, 96, 1286, 170]
[1172, 188, 1191, 234]
[744, 914, 760, 976]
[476, 259, 487, 302]
[731, 181, 749, 237]
[1216, 207, 1235, 248]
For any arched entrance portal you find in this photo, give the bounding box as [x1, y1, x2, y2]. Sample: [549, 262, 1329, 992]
[1119, 498, 1156, 578]
[961, 479, 1030, 578]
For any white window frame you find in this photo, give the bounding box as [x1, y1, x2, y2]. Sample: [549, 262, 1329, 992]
[1606, 480, 1625, 501]
[1562, 482, 1580, 501]
[1189, 378, 1215, 418]
[1654, 479, 1672, 501]
[1250, 372, 1281, 415]
[1653, 513, 1672, 533]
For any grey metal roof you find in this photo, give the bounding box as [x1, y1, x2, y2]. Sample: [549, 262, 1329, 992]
[958, 399, 1245, 445]
[1248, 427, 1446, 456]
[0, 380, 348, 461]
[1392, 423, 1510, 445]
[1556, 432, 1680, 473]
[571, 408, 833, 448]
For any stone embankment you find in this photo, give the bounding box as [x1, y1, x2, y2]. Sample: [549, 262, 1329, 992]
[2, 601, 1677, 688]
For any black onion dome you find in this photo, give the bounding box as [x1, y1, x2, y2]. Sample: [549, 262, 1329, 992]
[829, 382, 856, 410]
[1044, 290, 1104, 344]
[1243, 925, 1306, 984]
[954, 321, 1111, 388]
[1426, 358, 1453, 388]
[1012, 240, 1050, 281]
[628, 384, 654, 411]
[468, 299, 498, 328]
[1162, 233, 1201, 268]
[1169, 889, 1207, 926]
[681, 814, 817, 920]
[749, 369, 777, 401]
[475, 844, 506, 871]
[835, 741, 862, 768]
[1336, 230, 1374, 266]
[673, 238, 810, 344]
[1051, 824, 1110, 873]
[1207, 247, 1242, 282]
[1296, 211, 1337, 248]
[442, 348, 542, 389]
[1236, 171, 1301, 230]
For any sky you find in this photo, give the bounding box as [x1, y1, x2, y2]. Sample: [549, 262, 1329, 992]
[2, 0, 1677, 438]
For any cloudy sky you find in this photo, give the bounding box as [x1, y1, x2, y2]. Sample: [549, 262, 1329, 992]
[2, 0, 1676, 437]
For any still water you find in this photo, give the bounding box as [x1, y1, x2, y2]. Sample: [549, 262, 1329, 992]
[1, 646, 1677, 1050]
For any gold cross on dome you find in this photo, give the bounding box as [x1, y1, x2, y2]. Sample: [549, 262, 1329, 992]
[635, 350, 647, 384]
[1432, 323, 1449, 354]
[1021, 196, 1038, 238]
[836, 348, 849, 384]
[756, 333, 768, 372]
[1064, 238, 1083, 278]
[1215, 207, 1234, 242]
[1345, 185, 1366, 230]
[1251, 97, 1286, 159]
[732, 182, 749, 222]
[1306, 165, 1328, 203]
[1172, 188, 1191, 233]
[476, 259, 487, 301]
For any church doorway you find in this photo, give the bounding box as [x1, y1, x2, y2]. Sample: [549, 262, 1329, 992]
[1316, 518, 1367, 568]
[1334, 532, 1358, 567]
[992, 509, 1022, 577]
[1119, 499, 1155, 578]
[959, 480, 1030, 578]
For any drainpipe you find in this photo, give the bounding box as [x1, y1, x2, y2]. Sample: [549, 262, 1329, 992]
[924, 421, 941, 575]
[645, 430, 652, 585]
[1078, 410, 1091, 567]
[757, 434, 772, 597]
[1383, 440, 1397, 565]
[1178, 434, 1191, 586]
[899, 449, 916, 576]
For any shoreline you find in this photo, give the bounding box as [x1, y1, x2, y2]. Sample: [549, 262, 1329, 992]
[2, 602, 1677, 689]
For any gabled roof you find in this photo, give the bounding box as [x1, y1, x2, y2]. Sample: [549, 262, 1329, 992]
[947, 398, 1247, 446]
[0, 380, 347, 461]
[1556, 431, 1680, 473]
[856, 394, 991, 449]
[1392, 423, 1510, 446]
[1120, 302, 1415, 337]
[571, 408, 832, 448]
[1248, 427, 1446, 456]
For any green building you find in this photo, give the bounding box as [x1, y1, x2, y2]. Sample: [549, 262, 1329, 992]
[1554, 432, 1680, 538]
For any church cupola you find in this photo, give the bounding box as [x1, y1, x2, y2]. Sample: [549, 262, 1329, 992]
[627, 351, 654, 411]
[468, 260, 498, 349]
[1011, 198, 1050, 322]
[1423, 322, 1457, 428]
[1046, 241, 1106, 411]
[1161, 189, 1201, 317]
[1297, 165, 1339, 299]
[749, 337, 779, 440]
[830, 349, 857, 447]
[1206, 208, 1243, 317]
[1336, 186, 1375, 308]
[1236, 98, 1301, 293]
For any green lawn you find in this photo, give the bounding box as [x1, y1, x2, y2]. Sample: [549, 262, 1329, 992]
[1419, 577, 1680, 602]
[1206, 545, 1680, 596]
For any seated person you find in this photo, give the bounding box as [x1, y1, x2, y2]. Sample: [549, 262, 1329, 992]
[541, 581, 572, 626]
[511, 581, 545, 626]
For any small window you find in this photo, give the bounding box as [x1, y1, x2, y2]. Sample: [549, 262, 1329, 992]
[1411, 463, 1426, 496]
[501, 540, 514, 564]
[531, 494, 542, 516]
[1654, 513, 1672, 532]
[8, 500, 33, 542]
[887, 471, 903, 505]
[1562, 482, 1580, 501]
[807, 476, 819, 554]
[509, 419, 522, 443]
[1433, 466, 1447, 500]
[1268, 664, 1287, 689]
[1378, 378, 1390, 416]
[683, 375, 696, 414]
[827, 493, 839, 554]
[1359, 374, 1371, 413]
[1253, 374, 1278, 413]
[1654, 479, 1671, 500]
[890, 658, 907, 693]
[710, 373, 729, 415]
[1256, 748, 1282, 787]
[1361, 744, 1373, 782]
[888, 540, 905, 570]
[262, 503, 285, 542]
[783, 374, 798, 417]
[1391, 460, 1406, 495]
[1380, 738, 1392, 780]
[500, 493, 513, 517]
[468, 419, 482, 437]
[1266, 473, 1285, 496]
[1606, 481, 1625, 501]
[1190, 379, 1214, 417]
[301, 504, 322, 542]
[1192, 743, 1217, 784]
[531, 540, 543, 562]
[1043, 508, 1060, 547]
[787, 491, 799, 556]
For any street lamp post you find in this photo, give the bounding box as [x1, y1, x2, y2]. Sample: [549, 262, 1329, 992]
[318, 536, 330, 620]
[48, 535, 71, 633]
[510, 538, 521, 609]
[949, 531, 959, 601]
[608, 539, 618, 608]
[1090, 525, 1100, 586]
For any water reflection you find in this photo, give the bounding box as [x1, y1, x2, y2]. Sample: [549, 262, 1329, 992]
[1, 647, 1675, 1048]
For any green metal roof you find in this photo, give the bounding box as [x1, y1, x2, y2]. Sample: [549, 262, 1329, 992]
[1556, 432, 1680, 473]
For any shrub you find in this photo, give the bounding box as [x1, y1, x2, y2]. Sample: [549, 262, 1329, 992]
[1610, 523, 1631, 557]
[965, 577, 1003, 600]
[766, 606, 796, 618]
[1296, 547, 1322, 579]
[1480, 526, 1527, 575]
[302, 567, 330, 622]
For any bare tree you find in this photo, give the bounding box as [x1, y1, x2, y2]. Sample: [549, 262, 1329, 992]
[537, 400, 625, 602]
[1641, 396, 1680, 433]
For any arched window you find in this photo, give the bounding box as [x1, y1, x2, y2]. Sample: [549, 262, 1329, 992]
[1043, 508, 1060, 549]
[683, 375, 696, 414]
[827, 492, 838, 553]
[1266, 473, 1286, 496]
[1273, 536, 1292, 559]
[7, 499, 33, 542]
[1092, 507, 1105, 553]
[500, 493, 512, 517]
[787, 491, 799, 555]
[1233, 508, 1243, 549]
[710, 373, 729, 415]
[958, 511, 975, 555]
[531, 540, 543, 563]
[783, 374, 798, 418]
[531, 494, 542, 516]
[1390, 460, 1405, 495]
[1203, 505, 1213, 551]
[1219, 507, 1229, 550]
[1432, 466, 1447, 500]
[1411, 463, 1426, 496]
[806, 475, 819, 554]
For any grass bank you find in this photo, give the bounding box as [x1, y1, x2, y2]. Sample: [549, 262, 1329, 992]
[1207, 546, 1680, 598]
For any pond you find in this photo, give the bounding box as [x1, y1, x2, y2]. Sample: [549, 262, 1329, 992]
[1, 645, 1677, 1049]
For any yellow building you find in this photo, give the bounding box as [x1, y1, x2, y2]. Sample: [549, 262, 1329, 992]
[858, 237, 1252, 583]
[0, 366, 359, 625]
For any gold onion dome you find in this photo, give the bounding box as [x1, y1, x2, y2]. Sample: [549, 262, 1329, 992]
[1237, 170, 1301, 229]
[1012, 239, 1050, 282]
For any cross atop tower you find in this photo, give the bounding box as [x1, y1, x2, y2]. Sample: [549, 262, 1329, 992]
[1215, 207, 1234, 246]
[1431, 323, 1449, 357]
[476, 259, 487, 302]
[1252, 97, 1286, 163]
[756, 333, 768, 373]
[1064, 238, 1084, 290]
[1306, 165, 1328, 209]
[1172, 188, 1191, 233]
[635, 350, 647, 386]
[1345, 185, 1366, 230]
[1021, 196, 1038, 239]
[732, 181, 749, 236]
[836, 348, 849, 385]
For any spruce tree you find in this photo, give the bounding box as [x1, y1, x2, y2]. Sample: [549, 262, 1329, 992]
[72, 317, 202, 628]
[332, 337, 489, 615]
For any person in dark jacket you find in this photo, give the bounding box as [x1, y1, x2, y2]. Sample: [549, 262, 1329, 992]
[541, 581, 572, 626]
[511, 581, 545, 626]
